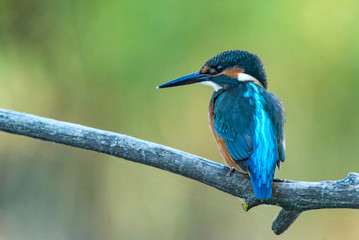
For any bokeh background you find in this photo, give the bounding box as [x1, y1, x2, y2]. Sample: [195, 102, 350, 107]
[1, 0, 359, 239]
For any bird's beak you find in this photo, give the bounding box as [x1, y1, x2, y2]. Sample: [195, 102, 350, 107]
[157, 71, 211, 89]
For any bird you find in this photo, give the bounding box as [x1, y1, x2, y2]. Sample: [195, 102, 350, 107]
[157, 50, 285, 199]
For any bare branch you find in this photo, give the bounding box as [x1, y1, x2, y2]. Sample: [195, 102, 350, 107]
[0, 109, 358, 234]
[272, 209, 301, 235]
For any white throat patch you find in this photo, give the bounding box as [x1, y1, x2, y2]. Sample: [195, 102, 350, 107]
[199, 81, 222, 91]
[198, 73, 261, 91]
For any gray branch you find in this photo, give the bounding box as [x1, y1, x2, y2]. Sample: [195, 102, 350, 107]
[0, 109, 358, 235]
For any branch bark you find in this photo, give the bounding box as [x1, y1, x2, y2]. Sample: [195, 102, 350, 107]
[0, 109, 358, 234]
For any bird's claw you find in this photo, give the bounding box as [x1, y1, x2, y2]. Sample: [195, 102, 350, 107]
[227, 167, 235, 176]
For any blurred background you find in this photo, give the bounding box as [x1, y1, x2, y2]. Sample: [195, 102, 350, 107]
[1, 0, 359, 239]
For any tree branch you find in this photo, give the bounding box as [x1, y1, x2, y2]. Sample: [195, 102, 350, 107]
[0, 109, 358, 234]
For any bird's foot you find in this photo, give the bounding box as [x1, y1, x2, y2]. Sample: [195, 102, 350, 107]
[227, 167, 235, 176]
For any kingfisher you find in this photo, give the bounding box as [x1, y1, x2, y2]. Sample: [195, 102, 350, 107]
[157, 50, 285, 199]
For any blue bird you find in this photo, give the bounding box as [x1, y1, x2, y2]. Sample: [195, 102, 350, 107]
[157, 50, 285, 199]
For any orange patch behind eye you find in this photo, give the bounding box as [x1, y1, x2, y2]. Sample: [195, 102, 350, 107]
[218, 66, 243, 78]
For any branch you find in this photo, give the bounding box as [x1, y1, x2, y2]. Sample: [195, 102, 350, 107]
[0, 109, 358, 235]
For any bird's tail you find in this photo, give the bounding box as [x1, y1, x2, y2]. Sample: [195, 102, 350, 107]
[249, 171, 273, 199]
[252, 182, 272, 199]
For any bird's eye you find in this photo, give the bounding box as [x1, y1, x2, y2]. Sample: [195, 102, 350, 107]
[216, 65, 223, 73]
[208, 65, 224, 75]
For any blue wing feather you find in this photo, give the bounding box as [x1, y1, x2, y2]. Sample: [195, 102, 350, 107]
[213, 88, 255, 170]
[264, 91, 286, 162]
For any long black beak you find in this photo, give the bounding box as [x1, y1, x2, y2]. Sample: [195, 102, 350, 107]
[157, 71, 211, 89]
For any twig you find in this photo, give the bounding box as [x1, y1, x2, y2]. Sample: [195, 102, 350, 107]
[0, 108, 358, 234]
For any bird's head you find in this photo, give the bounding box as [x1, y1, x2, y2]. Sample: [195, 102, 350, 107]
[157, 50, 267, 91]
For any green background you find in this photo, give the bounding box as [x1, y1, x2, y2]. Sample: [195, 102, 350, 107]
[1, 0, 359, 239]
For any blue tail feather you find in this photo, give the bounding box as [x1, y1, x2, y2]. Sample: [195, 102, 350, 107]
[249, 170, 273, 199]
[252, 182, 272, 199]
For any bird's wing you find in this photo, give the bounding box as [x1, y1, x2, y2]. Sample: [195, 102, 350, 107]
[213, 90, 255, 169]
[264, 92, 286, 163]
